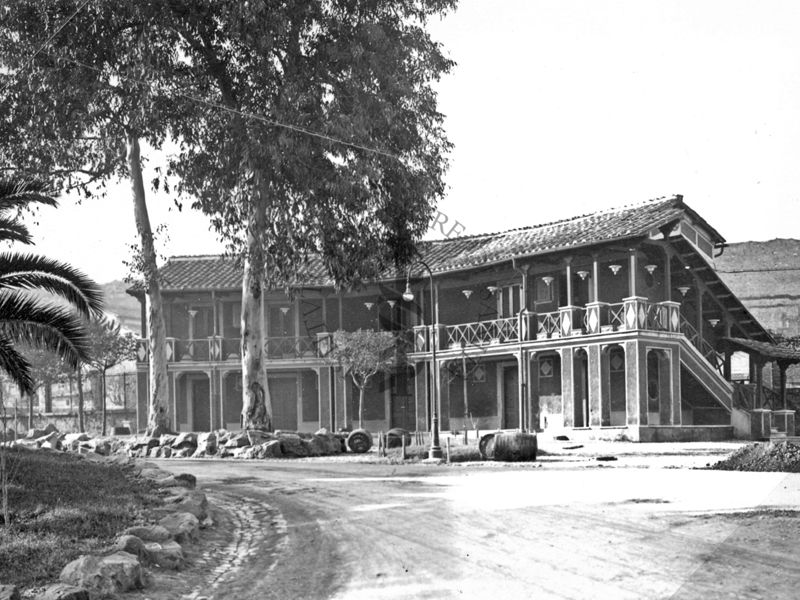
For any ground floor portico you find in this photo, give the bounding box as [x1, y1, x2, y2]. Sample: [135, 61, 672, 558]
[134, 328, 735, 442]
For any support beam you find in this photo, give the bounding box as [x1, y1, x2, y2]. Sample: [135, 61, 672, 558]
[565, 258, 573, 306]
[592, 254, 600, 303]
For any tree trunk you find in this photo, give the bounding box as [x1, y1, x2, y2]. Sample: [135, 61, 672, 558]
[27, 392, 33, 430]
[359, 385, 365, 429]
[127, 134, 170, 435]
[101, 370, 107, 436]
[240, 170, 271, 431]
[77, 368, 85, 433]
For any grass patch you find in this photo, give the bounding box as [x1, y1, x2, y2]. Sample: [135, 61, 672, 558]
[0, 448, 157, 587]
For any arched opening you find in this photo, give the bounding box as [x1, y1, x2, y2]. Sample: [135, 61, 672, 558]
[573, 348, 589, 427]
[534, 352, 562, 431]
[646, 349, 672, 425]
[602, 344, 626, 426]
[176, 372, 212, 432]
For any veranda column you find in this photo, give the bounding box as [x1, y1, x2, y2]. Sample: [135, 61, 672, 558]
[587, 344, 602, 427]
[560, 347, 574, 428]
[318, 366, 332, 430]
[628, 248, 638, 297]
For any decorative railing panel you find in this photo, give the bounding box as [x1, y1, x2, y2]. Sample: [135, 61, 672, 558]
[537, 311, 561, 338]
[265, 336, 317, 359]
[446, 317, 519, 347]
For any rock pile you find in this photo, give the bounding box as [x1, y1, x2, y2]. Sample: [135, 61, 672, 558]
[5, 426, 348, 461]
[711, 441, 800, 473]
[0, 457, 212, 600]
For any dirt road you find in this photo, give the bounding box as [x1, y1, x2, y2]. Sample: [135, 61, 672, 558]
[155, 453, 800, 600]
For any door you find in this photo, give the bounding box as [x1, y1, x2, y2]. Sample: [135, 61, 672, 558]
[390, 368, 415, 430]
[270, 376, 299, 431]
[502, 365, 519, 429]
[191, 378, 210, 431]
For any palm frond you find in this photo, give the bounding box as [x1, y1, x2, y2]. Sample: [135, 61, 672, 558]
[0, 253, 104, 318]
[0, 180, 57, 213]
[0, 290, 90, 367]
[0, 337, 34, 395]
[0, 216, 33, 245]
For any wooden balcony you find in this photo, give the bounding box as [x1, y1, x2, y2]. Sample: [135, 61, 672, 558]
[135, 334, 325, 364]
[410, 297, 687, 354]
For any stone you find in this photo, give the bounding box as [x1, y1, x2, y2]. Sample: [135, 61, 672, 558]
[158, 512, 200, 544]
[259, 440, 283, 458]
[172, 448, 193, 458]
[26, 428, 47, 439]
[223, 432, 250, 449]
[277, 433, 308, 457]
[171, 432, 197, 449]
[123, 524, 171, 543]
[59, 552, 144, 595]
[37, 583, 90, 600]
[63, 432, 89, 445]
[304, 436, 326, 457]
[43, 423, 59, 435]
[156, 473, 196, 489]
[159, 434, 178, 447]
[164, 490, 207, 520]
[144, 540, 184, 569]
[0, 584, 19, 600]
[196, 431, 217, 454]
[246, 429, 274, 446]
[115, 535, 148, 560]
[157, 445, 173, 458]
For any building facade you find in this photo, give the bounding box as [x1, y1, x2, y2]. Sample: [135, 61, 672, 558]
[130, 196, 789, 441]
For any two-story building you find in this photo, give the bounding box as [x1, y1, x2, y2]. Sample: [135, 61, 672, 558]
[129, 195, 796, 441]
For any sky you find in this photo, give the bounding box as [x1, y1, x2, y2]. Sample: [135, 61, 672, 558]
[26, 0, 800, 284]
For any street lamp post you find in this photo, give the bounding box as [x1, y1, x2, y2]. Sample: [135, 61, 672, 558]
[402, 258, 442, 460]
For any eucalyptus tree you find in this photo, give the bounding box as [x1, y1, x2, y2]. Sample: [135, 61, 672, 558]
[0, 2, 186, 434]
[2, 1, 455, 432]
[167, 0, 455, 429]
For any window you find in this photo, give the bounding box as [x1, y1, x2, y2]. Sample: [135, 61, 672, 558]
[500, 284, 520, 317]
[535, 278, 553, 304]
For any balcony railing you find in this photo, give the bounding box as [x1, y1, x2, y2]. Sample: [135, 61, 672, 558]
[446, 317, 519, 348]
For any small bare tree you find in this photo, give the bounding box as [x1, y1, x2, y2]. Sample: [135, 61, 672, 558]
[328, 330, 399, 430]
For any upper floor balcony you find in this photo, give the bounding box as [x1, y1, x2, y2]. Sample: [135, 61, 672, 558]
[135, 296, 723, 375]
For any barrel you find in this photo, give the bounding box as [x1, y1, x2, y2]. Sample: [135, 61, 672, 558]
[479, 432, 497, 459]
[493, 431, 537, 462]
[346, 428, 373, 454]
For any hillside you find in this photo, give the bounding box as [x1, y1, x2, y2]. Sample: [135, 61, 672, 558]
[101, 280, 141, 334]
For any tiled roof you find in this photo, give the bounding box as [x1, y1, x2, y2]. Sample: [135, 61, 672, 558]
[149, 195, 701, 292]
[723, 337, 800, 362]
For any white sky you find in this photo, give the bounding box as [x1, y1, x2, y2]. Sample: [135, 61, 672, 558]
[28, 0, 800, 283]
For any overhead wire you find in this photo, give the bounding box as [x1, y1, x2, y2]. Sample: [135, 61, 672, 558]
[0, 0, 93, 97]
[50, 53, 405, 163]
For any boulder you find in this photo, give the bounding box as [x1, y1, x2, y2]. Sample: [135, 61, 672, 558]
[26, 428, 47, 439]
[156, 445, 173, 458]
[196, 431, 217, 455]
[59, 552, 144, 595]
[246, 429, 274, 446]
[156, 473, 196, 490]
[37, 583, 90, 600]
[158, 512, 200, 544]
[259, 440, 283, 458]
[43, 423, 59, 435]
[159, 434, 178, 447]
[313, 431, 342, 455]
[144, 540, 184, 569]
[277, 433, 308, 457]
[163, 490, 207, 520]
[223, 432, 250, 449]
[0, 584, 19, 600]
[231, 446, 252, 459]
[62, 433, 89, 451]
[123, 524, 171, 543]
[171, 432, 197, 449]
[115, 535, 148, 560]
[304, 436, 326, 457]
[171, 448, 193, 458]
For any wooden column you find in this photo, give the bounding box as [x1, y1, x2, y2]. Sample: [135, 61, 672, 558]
[628, 248, 638, 297]
[565, 258, 573, 306]
[592, 254, 600, 303]
[663, 249, 672, 301]
[779, 360, 789, 410]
